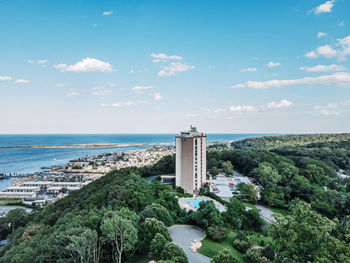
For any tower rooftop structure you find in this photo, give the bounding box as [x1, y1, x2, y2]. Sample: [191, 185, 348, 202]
[177, 125, 206, 138]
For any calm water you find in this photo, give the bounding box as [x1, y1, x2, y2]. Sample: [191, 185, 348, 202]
[0, 134, 273, 179]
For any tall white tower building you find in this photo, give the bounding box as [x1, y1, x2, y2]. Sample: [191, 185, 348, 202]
[175, 126, 207, 194]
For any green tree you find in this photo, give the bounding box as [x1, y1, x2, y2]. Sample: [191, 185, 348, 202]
[237, 183, 258, 204]
[206, 225, 228, 242]
[5, 208, 28, 233]
[222, 161, 234, 175]
[0, 217, 10, 240]
[261, 184, 285, 207]
[256, 162, 281, 187]
[101, 214, 138, 263]
[190, 201, 223, 229]
[148, 233, 167, 260]
[270, 201, 350, 262]
[140, 203, 173, 226]
[232, 231, 252, 253]
[304, 164, 327, 186]
[262, 244, 274, 261]
[65, 227, 98, 263]
[160, 242, 188, 263]
[208, 157, 219, 170]
[244, 247, 270, 263]
[210, 166, 219, 176]
[211, 248, 238, 263]
[243, 209, 264, 232]
[139, 218, 171, 251]
[223, 197, 246, 229]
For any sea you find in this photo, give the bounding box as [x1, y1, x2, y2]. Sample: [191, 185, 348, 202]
[0, 134, 274, 190]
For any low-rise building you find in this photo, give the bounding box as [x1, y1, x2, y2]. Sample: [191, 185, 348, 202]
[0, 192, 37, 199]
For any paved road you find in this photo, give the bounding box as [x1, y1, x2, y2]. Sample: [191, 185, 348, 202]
[254, 204, 276, 222]
[168, 225, 211, 263]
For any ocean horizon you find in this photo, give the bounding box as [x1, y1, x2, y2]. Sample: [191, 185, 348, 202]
[0, 133, 279, 176]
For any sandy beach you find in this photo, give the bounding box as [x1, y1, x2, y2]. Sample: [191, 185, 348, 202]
[0, 142, 174, 149]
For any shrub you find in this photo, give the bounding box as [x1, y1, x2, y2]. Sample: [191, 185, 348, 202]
[233, 239, 252, 253]
[232, 231, 252, 253]
[244, 247, 270, 263]
[206, 226, 228, 242]
[211, 248, 238, 263]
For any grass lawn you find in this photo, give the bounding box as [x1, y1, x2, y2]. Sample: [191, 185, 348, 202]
[198, 230, 274, 262]
[270, 207, 289, 216]
[199, 231, 244, 262]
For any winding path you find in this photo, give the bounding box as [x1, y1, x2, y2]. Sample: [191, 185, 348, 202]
[168, 225, 211, 263]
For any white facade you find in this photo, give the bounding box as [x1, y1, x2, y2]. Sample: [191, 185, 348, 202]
[175, 126, 207, 194]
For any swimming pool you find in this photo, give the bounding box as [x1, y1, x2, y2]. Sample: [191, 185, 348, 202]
[185, 198, 221, 210]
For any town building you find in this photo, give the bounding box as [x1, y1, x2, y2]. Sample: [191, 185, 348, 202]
[175, 126, 207, 194]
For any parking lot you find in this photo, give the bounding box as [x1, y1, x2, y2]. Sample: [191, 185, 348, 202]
[209, 171, 262, 201]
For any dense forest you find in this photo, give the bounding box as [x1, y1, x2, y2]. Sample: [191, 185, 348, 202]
[1, 134, 350, 263]
[208, 134, 350, 219]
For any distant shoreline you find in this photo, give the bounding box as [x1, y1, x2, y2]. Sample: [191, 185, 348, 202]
[0, 142, 175, 149]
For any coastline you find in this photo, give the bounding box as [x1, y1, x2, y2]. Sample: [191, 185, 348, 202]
[0, 142, 174, 149]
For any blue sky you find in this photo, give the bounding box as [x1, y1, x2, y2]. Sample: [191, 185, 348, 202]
[0, 0, 349, 133]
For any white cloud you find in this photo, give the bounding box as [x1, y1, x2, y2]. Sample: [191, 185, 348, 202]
[305, 35, 350, 61]
[318, 45, 338, 58]
[91, 89, 112, 97]
[152, 59, 161, 63]
[317, 32, 327, 38]
[103, 10, 113, 16]
[67, 91, 80, 97]
[56, 83, 65, 87]
[55, 57, 113, 73]
[319, 110, 340, 115]
[153, 93, 163, 101]
[305, 51, 318, 58]
[28, 59, 48, 68]
[128, 69, 135, 73]
[0, 76, 12, 82]
[37, 59, 48, 64]
[215, 99, 293, 115]
[187, 113, 197, 118]
[305, 45, 338, 58]
[232, 72, 350, 89]
[300, 64, 347, 72]
[338, 35, 350, 61]
[158, 62, 195, 77]
[229, 105, 257, 113]
[111, 101, 150, 107]
[132, 85, 153, 94]
[311, 0, 336, 15]
[214, 108, 227, 113]
[266, 100, 292, 109]
[151, 53, 182, 61]
[340, 99, 350, 106]
[314, 98, 350, 115]
[241, 68, 257, 72]
[267, 61, 280, 68]
[339, 21, 344, 26]
[15, 79, 30, 84]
